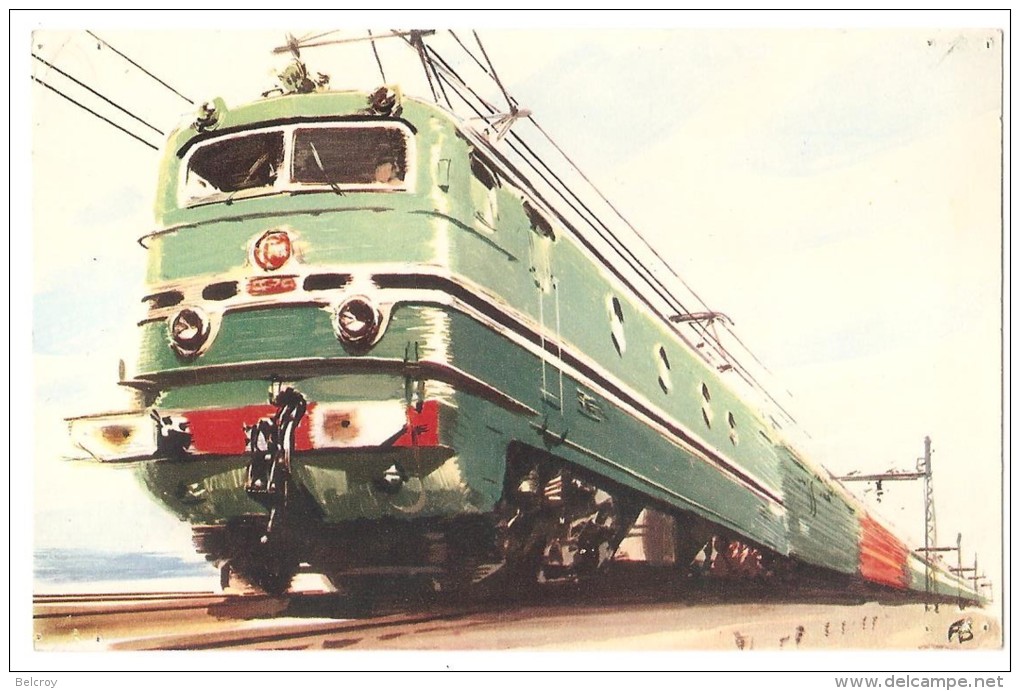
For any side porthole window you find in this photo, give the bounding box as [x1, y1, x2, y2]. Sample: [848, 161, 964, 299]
[700, 382, 713, 429]
[607, 295, 626, 356]
[470, 153, 500, 229]
[437, 159, 451, 192]
[656, 346, 672, 394]
[727, 411, 739, 445]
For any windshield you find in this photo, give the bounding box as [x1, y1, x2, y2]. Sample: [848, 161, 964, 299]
[293, 126, 408, 187]
[185, 131, 285, 200]
[181, 122, 412, 206]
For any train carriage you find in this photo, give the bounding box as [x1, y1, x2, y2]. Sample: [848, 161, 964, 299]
[67, 52, 980, 603]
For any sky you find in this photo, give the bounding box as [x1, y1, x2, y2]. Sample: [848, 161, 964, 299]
[12, 9, 1009, 672]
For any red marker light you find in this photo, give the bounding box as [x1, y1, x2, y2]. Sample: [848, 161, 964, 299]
[253, 230, 292, 271]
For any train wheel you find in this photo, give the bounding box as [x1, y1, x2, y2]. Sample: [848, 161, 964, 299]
[672, 511, 717, 577]
[497, 447, 642, 587]
[497, 499, 550, 589]
[226, 550, 299, 596]
[193, 518, 300, 596]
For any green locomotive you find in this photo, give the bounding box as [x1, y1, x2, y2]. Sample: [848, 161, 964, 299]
[67, 62, 980, 603]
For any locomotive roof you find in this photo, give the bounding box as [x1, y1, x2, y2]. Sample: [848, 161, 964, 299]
[166, 89, 449, 157]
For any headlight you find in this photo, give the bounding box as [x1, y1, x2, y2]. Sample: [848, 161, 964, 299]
[169, 307, 210, 356]
[334, 296, 381, 349]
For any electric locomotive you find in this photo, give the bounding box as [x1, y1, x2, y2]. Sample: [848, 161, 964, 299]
[67, 52, 980, 603]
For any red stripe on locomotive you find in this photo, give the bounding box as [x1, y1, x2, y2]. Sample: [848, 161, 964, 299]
[180, 400, 440, 455]
[185, 405, 315, 455]
[393, 400, 440, 447]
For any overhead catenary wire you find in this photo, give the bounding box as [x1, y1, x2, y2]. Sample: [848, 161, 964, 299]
[423, 59, 787, 409]
[448, 31, 488, 75]
[417, 47, 708, 340]
[32, 53, 164, 136]
[405, 30, 452, 110]
[405, 30, 439, 104]
[441, 33, 792, 404]
[430, 58, 453, 110]
[416, 33, 453, 111]
[297, 29, 343, 46]
[86, 30, 194, 106]
[518, 113, 798, 421]
[422, 43, 687, 303]
[273, 29, 427, 54]
[523, 104, 791, 396]
[445, 34, 764, 372]
[433, 38, 697, 317]
[420, 38, 499, 113]
[420, 36, 798, 423]
[424, 44, 699, 319]
[454, 34, 715, 327]
[432, 64, 721, 366]
[367, 30, 387, 84]
[32, 76, 158, 151]
[472, 30, 513, 113]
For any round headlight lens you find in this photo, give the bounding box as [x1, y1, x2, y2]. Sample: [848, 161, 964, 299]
[170, 307, 210, 355]
[335, 296, 381, 348]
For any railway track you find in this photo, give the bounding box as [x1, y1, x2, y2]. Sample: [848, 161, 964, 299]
[116, 606, 489, 650]
[33, 589, 491, 651]
[33, 567, 1000, 651]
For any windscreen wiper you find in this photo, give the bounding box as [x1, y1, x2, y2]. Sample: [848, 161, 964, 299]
[308, 141, 344, 195]
[225, 152, 272, 205]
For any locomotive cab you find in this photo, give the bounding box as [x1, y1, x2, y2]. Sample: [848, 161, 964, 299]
[180, 119, 414, 206]
[68, 89, 592, 594]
